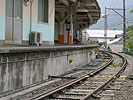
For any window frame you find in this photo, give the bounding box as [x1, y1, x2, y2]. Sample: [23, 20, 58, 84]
[38, 0, 49, 24]
[6, 0, 22, 19]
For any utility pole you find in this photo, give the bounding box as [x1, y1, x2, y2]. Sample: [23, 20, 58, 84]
[104, 7, 107, 50]
[123, 0, 126, 52]
[104, 1, 126, 51]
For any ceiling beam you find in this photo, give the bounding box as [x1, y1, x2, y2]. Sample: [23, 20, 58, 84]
[80, 2, 96, 7]
[88, 9, 99, 12]
[89, 13, 99, 16]
[58, 0, 69, 6]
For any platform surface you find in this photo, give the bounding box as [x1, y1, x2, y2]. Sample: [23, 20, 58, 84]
[0, 45, 99, 53]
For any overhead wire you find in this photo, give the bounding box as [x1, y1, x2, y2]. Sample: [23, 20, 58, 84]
[94, 17, 133, 29]
[94, 0, 123, 29]
[107, 18, 133, 28]
[108, 17, 133, 27]
[90, 0, 133, 30]
[107, 0, 120, 15]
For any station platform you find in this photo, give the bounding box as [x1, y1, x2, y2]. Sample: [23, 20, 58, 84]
[0, 44, 99, 98]
[0, 44, 99, 53]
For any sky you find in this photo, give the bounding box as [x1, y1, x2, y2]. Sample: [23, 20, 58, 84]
[89, 0, 133, 30]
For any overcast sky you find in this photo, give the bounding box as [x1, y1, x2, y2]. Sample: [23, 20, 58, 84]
[89, 0, 133, 30]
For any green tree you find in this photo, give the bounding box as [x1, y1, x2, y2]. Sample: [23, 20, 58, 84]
[130, 10, 133, 13]
[87, 40, 95, 45]
[125, 25, 133, 48]
[125, 10, 133, 49]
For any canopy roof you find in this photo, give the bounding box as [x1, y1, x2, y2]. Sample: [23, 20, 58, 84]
[55, 0, 101, 29]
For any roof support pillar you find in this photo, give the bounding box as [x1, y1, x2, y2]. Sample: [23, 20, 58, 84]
[58, 12, 67, 44]
[67, 1, 73, 44]
[79, 29, 82, 44]
[58, 21, 65, 43]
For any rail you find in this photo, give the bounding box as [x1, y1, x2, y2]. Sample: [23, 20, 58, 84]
[28, 51, 114, 100]
[81, 51, 127, 100]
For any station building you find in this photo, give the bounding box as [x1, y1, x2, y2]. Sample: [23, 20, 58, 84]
[0, 0, 101, 97]
[0, 0, 100, 46]
[0, 0, 55, 46]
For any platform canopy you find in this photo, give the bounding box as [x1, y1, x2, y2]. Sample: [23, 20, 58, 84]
[55, 0, 101, 30]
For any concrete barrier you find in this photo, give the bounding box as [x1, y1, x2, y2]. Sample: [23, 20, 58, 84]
[0, 45, 98, 95]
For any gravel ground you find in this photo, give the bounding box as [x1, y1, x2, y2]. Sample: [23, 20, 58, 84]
[113, 54, 133, 100]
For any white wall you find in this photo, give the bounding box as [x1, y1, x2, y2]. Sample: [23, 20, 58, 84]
[0, 0, 5, 17]
[23, 0, 55, 26]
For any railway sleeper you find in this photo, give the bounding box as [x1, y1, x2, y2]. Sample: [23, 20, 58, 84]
[28, 51, 127, 100]
[69, 89, 93, 93]
[91, 94, 101, 99]
[55, 95, 82, 100]
[48, 75, 77, 79]
[64, 92, 87, 95]
[99, 93, 115, 97]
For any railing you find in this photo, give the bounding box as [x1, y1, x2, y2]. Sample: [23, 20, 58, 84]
[124, 48, 133, 56]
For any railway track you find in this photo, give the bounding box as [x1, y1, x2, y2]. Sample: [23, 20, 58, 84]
[28, 51, 127, 100]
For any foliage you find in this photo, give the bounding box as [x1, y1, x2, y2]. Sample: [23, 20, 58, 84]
[125, 25, 133, 49]
[128, 30, 133, 36]
[124, 10, 133, 52]
[126, 25, 133, 32]
[125, 10, 133, 49]
[130, 10, 133, 13]
[87, 40, 95, 45]
[125, 36, 133, 48]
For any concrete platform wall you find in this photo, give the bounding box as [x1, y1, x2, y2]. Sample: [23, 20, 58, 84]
[0, 46, 98, 95]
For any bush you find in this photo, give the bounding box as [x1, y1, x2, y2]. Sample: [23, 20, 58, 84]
[125, 26, 133, 49]
[87, 40, 95, 45]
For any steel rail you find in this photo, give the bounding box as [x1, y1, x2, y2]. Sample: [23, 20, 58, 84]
[81, 51, 127, 100]
[28, 51, 113, 100]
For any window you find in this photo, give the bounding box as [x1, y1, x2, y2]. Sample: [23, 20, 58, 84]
[6, 0, 22, 18]
[38, 0, 48, 23]
[14, 0, 22, 19]
[6, 0, 14, 17]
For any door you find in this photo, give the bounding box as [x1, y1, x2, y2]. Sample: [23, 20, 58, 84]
[5, 0, 22, 44]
